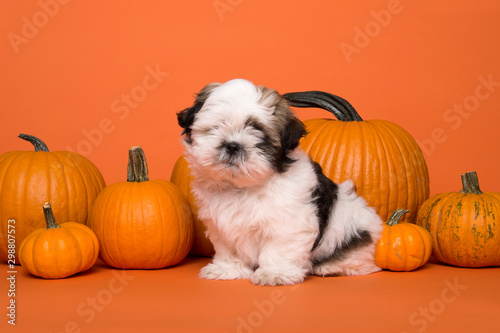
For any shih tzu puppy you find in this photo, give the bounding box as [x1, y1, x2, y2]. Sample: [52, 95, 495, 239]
[177, 79, 383, 286]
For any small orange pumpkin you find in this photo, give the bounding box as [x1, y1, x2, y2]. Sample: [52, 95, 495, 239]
[19, 202, 99, 279]
[416, 171, 500, 267]
[283, 91, 429, 223]
[0, 134, 105, 262]
[375, 209, 432, 271]
[88, 146, 194, 269]
[170, 155, 214, 257]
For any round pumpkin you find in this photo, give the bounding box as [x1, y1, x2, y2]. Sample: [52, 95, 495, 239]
[88, 146, 194, 269]
[375, 209, 432, 271]
[283, 91, 429, 223]
[170, 155, 214, 257]
[416, 171, 500, 267]
[18, 202, 99, 278]
[0, 134, 105, 262]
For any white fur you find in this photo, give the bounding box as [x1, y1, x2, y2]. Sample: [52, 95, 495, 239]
[181, 79, 383, 286]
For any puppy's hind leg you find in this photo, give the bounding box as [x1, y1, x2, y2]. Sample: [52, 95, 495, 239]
[312, 244, 381, 277]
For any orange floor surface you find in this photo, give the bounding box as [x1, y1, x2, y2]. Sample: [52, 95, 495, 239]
[2, 256, 499, 333]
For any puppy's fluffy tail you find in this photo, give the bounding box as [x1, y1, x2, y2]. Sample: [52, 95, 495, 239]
[338, 179, 357, 196]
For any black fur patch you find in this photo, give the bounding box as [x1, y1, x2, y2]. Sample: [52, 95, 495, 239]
[274, 117, 307, 173]
[254, 134, 282, 172]
[177, 101, 204, 144]
[281, 117, 306, 153]
[245, 117, 279, 170]
[310, 161, 338, 250]
[249, 116, 306, 174]
[312, 230, 373, 266]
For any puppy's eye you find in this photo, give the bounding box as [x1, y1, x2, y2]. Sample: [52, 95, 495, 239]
[244, 117, 266, 134]
[198, 126, 219, 136]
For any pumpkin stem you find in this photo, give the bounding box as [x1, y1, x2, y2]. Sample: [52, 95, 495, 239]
[386, 209, 409, 226]
[18, 134, 50, 152]
[460, 171, 482, 195]
[127, 146, 149, 182]
[282, 91, 363, 122]
[42, 202, 61, 229]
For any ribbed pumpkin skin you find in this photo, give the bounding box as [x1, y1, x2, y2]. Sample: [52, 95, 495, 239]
[170, 155, 214, 257]
[300, 119, 429, 223]
[19, 222, 99, 279]
[417, 192, 500, 267]
[375, 220, 432, 271]
[88, 180, 194, 269]
[0, 150, 105, 262]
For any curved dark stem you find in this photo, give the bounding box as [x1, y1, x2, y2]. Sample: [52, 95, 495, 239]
[282, 91, 363, 122]
[18, 134, 50, 152]
[386, 209, 409, 226]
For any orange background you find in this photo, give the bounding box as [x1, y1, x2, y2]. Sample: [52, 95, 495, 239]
[1, 1, 500, 333]
[1, 0, 499, 194]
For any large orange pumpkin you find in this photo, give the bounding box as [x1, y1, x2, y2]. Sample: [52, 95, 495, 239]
[19, 202, 99, 279]
[416, 171, 500, 267]
[0, 134, 105, 262]
[283, 91, 429, 223]
[88, 146, 194, 269]
[375, 209, 432, 271]
[170, 155, 214, 257]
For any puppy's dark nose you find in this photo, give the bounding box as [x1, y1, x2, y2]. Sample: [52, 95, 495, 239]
[224, 141, 242, 155]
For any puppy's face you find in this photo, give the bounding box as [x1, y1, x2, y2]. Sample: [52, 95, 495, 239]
[177, 79, 306, 188]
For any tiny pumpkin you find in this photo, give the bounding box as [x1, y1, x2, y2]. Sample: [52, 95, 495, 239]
[0, 134, 105, 262]
[375, 209, 432, 271]
[19, 202, 99, 279]
[416, 171, 500, 267]
[88, 146, 194, 269]
[282, 91, 429, 223]
[170, 155, 214, 257]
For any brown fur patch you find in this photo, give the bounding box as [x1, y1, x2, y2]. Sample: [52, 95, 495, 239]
[196, 82, 222, 104]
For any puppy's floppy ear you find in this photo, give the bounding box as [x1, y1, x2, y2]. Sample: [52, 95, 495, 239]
[257, 86, 306, 148]
[275, 110, 306, 173]
[177, 82, 221, 144]
[263, 89, 306, 153]
[258, 86, 307, 172]
[177, 101, 202, 130]
[281, 115, 307, 153]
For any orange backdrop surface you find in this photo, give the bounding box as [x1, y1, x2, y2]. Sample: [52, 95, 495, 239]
[1, 1, 500, 333]
[1, 0, 499, 194]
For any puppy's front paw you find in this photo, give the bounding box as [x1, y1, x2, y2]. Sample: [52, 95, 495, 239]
[250, 267, 305, 286]
[199, 261, 253, 280]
